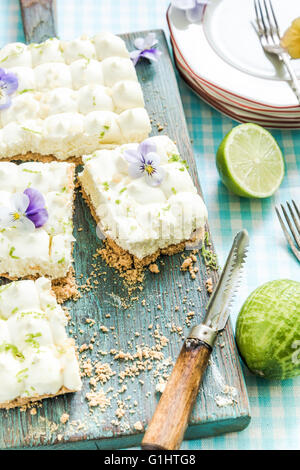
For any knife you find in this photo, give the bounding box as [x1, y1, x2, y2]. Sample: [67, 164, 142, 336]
[141, 229, 249, 450]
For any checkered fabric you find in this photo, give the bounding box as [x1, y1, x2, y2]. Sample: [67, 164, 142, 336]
[1, 0, 299, 451]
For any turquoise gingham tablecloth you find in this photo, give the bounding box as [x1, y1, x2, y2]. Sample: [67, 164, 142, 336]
[1, 0, 299, 451]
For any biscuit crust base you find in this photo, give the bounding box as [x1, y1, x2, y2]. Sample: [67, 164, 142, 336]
[1, 152, 81, 164]
[0, 268, 77, 304]
[0, 386, 75, 410]
[80, 185, 204, 284]
[1, 147, 118, 164]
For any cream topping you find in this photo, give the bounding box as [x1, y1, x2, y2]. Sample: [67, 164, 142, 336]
[0, 34, 150, 159]
[79, 135, 208, 259]
[0, 161, 75, 279]
[0, 278, 81, 404]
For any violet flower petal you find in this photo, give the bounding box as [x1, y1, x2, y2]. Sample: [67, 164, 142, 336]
[11, 192, 30, 214]
[145, 166, 165, 187]
[142, 33, 158, 50]
[19, 215, 36, 232]
[23, 188, 48, 228]
[26, 207, 48, 228]
[131, 33, 161, 66]
[140, 49, 162, 62]
[138, 140, 157, 158]
[128, 162, 145, 179]
[24, 187, 46, 212]
[3, 72, 19, 95]
[0, 206, 14, 228]
[171, 0, 196, 10]
[186, 2, 207, 22]
[133, 37, 147, 50]
[0, 68, 18, 110]
[145, 151, 161, 168]
[129, 49, 142, 66]
[123, 148, 141, 164]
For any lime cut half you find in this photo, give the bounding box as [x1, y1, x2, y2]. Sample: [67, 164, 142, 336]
[216, 123, 284, 198]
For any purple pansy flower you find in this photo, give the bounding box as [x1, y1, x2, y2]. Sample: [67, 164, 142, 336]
[0, 68, 18, 110]
[171, 0, 209, 23]
[0, 188, 48, 231]
[124, 139, 165, 187]
[130, 33, 162, 66]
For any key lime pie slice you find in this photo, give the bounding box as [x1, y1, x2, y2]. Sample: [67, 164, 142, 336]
[0, 161, 76, 300]
[0, 33, 151, 161]
[0, 277, 81, 409]
[78, 135, 207, 277]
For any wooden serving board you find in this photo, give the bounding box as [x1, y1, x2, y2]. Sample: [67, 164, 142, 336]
[0, 2, 250, 450]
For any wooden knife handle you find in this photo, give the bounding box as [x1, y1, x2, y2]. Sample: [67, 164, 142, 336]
[141, 340, 212, 450]
[19, 0, 56, 44]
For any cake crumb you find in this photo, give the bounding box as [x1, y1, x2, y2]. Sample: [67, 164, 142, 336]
[60, 413, 69, 424]
[149, 263, 159, 274]
[133, 421, 143, 431]
[86, 390, 111, 410]
[206, 277, 213, 294]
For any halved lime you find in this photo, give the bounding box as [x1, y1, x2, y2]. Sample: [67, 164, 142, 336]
[216, 123, 284, 198]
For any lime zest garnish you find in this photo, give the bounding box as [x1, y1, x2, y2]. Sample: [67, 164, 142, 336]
[21, 127, 42, 135]
[18, 88, 35, 94]
[9, 247, 19, 259]
[102, 182, 109, 191]
[201, 232, 219, 271]
[0, 343, 24, 360]
[25, 332, 42, 350]
[22, 168, 41, 174]
[16, 368, 29, 383]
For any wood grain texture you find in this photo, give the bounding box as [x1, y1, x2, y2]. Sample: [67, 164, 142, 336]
[0, 20, 251, 449]
[142, 341, 212, 450]
[19, 0, 56, 43]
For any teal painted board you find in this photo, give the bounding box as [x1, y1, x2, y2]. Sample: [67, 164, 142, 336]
[0, 27, 250, 449]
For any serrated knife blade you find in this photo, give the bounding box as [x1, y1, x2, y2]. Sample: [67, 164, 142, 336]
[204, 229, 249, 331]
[187, 229, 249, 348]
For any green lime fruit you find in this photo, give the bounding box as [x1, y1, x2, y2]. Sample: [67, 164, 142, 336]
[216, 123, 284, 198]
[236, 279, 300, 380]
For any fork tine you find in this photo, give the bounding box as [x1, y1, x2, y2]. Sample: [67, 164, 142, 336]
[254, 0, 267, 38]
[292, 200, 300, 220]
[276, 207, 300, 261]
[287, 201, 300, 236]
[263, 0, 277, 42]
[253, 0, 260, 28]
[268, 0, 281, 37]
[281, 203, 300, 248]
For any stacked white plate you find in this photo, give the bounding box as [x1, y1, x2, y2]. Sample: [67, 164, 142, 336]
[167, 0, 300, 129]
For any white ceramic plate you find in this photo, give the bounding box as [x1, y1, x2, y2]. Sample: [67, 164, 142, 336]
[174, 47, 300, 128]
[167, 0, 300, 108]
[172, 39, 300, 118]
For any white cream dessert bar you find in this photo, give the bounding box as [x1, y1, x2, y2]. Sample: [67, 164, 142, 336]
[0, 277, 81, 409]
[0, 161, 75, 280]
[0, 33, 151, 160]
[78, 135, 207, 263]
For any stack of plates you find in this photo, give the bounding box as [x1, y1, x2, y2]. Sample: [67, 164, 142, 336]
[167, 0, 300, 129]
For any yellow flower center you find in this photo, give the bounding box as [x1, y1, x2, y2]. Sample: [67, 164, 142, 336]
[13, 212, 20, 221]
[144, 164, 154, 175]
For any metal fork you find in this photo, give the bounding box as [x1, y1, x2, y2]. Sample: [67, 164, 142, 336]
[254, 0, 300, 105]
[275, 201, 300, 262]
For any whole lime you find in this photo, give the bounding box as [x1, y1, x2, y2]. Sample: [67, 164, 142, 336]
[236, 279, 300, 380]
